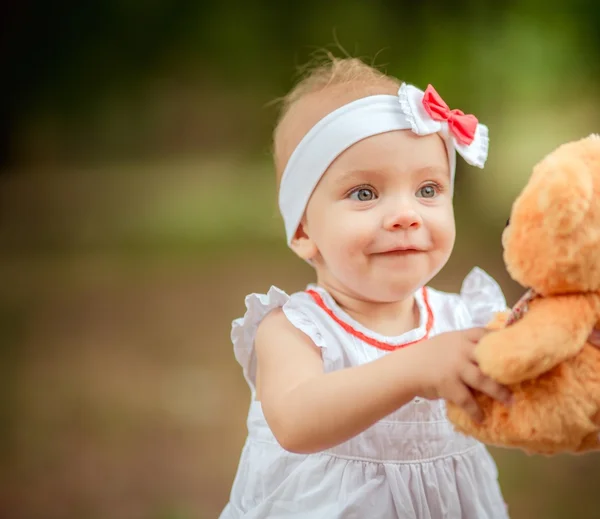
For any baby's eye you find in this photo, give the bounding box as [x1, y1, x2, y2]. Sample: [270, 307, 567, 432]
[349, 188, 377, 202]
[416, 184, 438, 198]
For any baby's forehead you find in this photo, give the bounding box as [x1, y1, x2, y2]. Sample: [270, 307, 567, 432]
[323, 131, 451, 183]
[274, 81, 399, 176]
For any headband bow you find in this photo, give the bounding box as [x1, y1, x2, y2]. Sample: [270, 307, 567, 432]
[398, 83, 488, 168]
[422, 85, 478, 146]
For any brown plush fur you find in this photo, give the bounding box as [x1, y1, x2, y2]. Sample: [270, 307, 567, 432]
[446, 134, 600, 455]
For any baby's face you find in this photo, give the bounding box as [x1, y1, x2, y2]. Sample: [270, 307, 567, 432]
[301, 129, 455, 302]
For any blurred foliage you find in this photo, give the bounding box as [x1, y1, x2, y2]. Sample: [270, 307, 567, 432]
[3, 0, 600, 167]
[1, 2, 600, 518]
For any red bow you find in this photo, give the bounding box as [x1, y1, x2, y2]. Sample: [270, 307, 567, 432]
[421, 84, 478, 146]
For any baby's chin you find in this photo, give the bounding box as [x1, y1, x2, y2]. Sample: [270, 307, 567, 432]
[352, 276, 429, 303]
[366, 257, 448, 300]
[318, 261, 437, 302]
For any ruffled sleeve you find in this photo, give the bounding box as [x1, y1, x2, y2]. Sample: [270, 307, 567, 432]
[459, 267, 508, 327]
[231, 286, 328, 393]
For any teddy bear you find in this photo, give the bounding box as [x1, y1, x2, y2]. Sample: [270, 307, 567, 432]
[446, 134, 600, 455]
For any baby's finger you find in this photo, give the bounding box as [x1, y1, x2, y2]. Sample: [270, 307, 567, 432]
[450, 386, 483, 423]
[464, 327, 489, 343]
[461, 363, 512, 405]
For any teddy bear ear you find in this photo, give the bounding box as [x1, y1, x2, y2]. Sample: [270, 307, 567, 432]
[536, 150, 593, 236]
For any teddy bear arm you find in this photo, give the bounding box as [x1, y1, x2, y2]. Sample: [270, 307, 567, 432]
[475, 296, 596, 385]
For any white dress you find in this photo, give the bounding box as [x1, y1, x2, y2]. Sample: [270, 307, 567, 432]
[220, 267, 510, 519]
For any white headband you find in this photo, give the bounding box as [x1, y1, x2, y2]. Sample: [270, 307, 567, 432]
[278, 82, 489, 245]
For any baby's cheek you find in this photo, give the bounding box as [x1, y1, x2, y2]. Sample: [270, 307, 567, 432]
[317, 228, 358, 265]
[434, 221, 456, 250]
[335, 219, 371, 246]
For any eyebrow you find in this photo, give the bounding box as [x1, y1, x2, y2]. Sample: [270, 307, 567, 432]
[333, 169, 386, 186]
[413, 166, 451, 180]
[334, 165, 449, 186]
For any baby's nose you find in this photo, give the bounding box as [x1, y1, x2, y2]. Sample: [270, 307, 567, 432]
[384, 207, 422, 230]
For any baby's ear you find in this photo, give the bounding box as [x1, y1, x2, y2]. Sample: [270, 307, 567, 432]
[290, 221, 318, 262]
[535, 153, 592, 235]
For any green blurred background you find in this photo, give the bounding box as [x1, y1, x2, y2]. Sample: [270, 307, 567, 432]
[1, 1, 600, 518]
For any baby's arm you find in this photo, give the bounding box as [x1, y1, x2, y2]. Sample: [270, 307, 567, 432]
[254, 308, 424, 454]
[255, 309, 510, 454]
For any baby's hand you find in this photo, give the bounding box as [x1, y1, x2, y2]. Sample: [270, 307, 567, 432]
[414, 328, 512, 422]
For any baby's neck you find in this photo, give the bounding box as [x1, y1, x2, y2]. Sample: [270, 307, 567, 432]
[319, 284, 420, 337]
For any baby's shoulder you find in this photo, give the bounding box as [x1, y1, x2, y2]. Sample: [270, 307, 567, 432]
[231, 286, 328, 390]
[231, 286, 314, 340]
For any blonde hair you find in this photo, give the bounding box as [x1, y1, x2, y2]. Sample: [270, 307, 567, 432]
[280, 55, 400, 117]
[273, 54, 402, 179]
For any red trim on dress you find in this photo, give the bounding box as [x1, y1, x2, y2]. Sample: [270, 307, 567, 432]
[305, 287, 434, 352]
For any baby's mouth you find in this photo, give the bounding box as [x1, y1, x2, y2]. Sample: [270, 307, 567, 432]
[376, 247, 424, 255]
